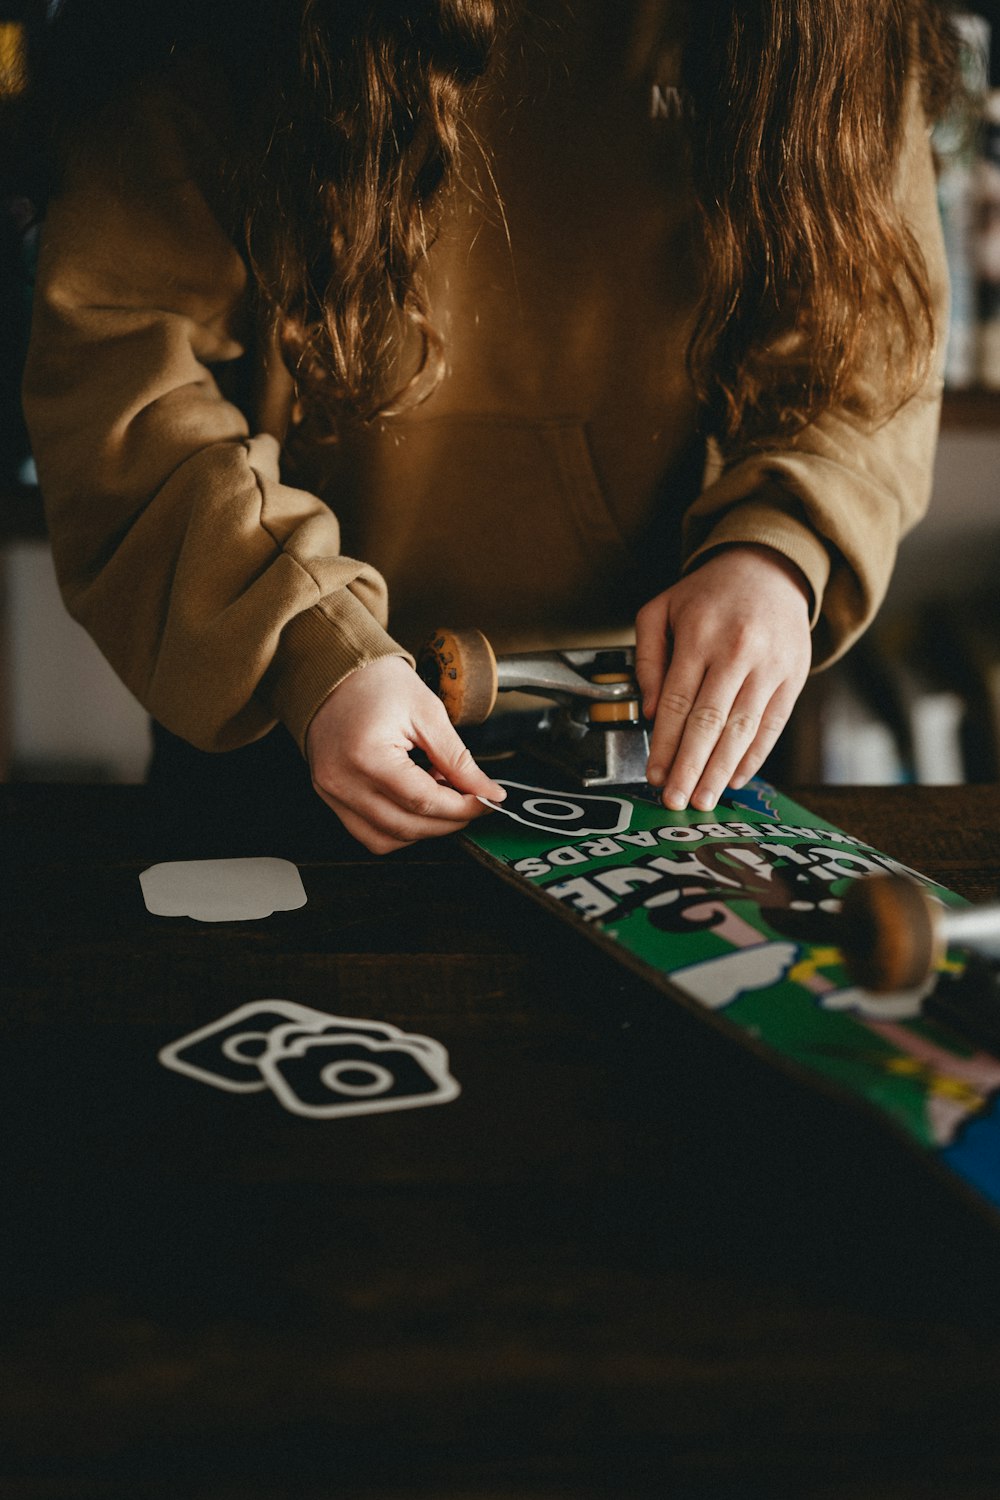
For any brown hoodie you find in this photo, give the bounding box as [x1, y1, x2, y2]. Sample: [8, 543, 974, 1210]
[22, 4, 947, 754]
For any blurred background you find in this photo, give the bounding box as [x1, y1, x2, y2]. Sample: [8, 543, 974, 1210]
[1, 2, 1000, 787]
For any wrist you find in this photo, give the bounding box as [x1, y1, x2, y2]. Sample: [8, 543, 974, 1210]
[690, 542, 813, 614]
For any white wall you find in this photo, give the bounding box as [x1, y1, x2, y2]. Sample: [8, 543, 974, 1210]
[884, 428, 1000, 613]
[3, 538, 151, 781]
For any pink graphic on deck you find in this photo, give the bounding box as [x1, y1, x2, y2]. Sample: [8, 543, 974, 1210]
[861, 1018, 1000, 1146]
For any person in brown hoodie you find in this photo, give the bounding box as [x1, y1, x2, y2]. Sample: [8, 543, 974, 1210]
[22, 0, 957, 851]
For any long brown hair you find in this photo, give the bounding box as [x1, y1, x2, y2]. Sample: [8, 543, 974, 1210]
[233, 0, 502, 427]
[681, 0, 960, 449]
[202, 0, 961, 442]
[35, 1, 958, 443]
[35, 0, 502, 426]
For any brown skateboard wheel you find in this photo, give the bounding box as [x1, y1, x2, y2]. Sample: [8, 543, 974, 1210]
[417, 627, 499, 726]
[839, 874, 941, 992]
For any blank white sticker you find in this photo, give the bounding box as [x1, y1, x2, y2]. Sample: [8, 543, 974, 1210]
[139, 857, 307, 923]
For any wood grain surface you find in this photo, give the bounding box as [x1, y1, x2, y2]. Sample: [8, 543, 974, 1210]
[3, 781, 1000, 1500]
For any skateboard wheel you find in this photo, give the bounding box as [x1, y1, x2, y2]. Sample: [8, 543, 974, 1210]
[417, 627, 499, 726]
[839, 874, 940, 992]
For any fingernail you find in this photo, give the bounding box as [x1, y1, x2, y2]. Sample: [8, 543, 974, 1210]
[729, 774, 746, 790]
[663, 788, 688, 811]
[647, 764, 664, 787]
[693, 787, 718, 810]
[490, 785, 507, 801]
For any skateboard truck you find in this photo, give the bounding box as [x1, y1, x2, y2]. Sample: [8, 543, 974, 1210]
[417, 627, 651, 787]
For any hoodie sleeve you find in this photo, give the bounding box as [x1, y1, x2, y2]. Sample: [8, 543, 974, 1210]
[22, 86, 409, 754]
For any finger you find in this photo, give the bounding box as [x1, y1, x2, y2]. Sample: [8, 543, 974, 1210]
[688, 677, 772, 810]
[728, 680, 803, 789]
[312, 741, 481, 834]
[634, 600, 670, 718]
[655, 666, 745, 810]
[311, 778, 413, 854]
[644, 660, 709, 791]
[413, 703, 507, 802]
[355, 750, 488, 834]
[314, 776, 475, 853]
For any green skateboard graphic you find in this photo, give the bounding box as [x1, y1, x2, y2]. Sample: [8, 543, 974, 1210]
[465, 777, 1000, 1216]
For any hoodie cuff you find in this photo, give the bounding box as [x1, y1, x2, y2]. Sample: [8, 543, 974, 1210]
[683, 484, 832, 630]
[259, 594, 414, 753]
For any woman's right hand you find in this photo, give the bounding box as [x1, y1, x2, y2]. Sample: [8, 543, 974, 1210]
[305, 656, 506, 854]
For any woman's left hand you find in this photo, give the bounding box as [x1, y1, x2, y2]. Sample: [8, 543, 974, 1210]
[634, 544, 813, 810]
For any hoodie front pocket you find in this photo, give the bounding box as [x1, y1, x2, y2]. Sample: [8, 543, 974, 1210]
[328, 413, 654, 651]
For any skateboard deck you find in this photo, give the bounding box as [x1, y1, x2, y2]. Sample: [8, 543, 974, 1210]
[464, 774, 1000, 1221]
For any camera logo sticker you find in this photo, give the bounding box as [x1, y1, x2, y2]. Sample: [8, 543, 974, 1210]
[158, 1000, 339, 1093]
[478, 781, 633, 837]
[140, 857, 307, 923]
[158, 1001, 460, 1117]
[258, 1030, 459, 1119]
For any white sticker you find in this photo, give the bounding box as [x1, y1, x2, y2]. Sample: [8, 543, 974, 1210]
[140, 857, 307, 923]
[157, 1000, 335, 1093]
[159, 1001, 460, 1118]
[258, 1030, 460, 1119]
[478, 781, 634, 837]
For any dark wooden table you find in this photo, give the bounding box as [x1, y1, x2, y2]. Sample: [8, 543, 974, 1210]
[4, 780, 1000, 1500]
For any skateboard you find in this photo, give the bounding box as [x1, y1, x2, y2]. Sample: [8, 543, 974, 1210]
[419, 628, 1000, 1223]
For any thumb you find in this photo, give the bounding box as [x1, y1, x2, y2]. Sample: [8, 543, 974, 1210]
[415, 701, 507, 801]
[634, 595, 671, 719]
